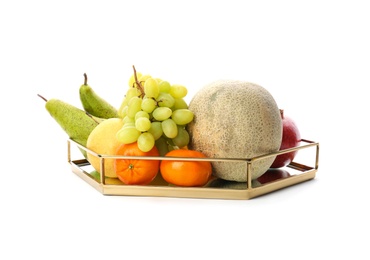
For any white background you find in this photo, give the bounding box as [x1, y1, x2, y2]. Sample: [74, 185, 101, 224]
[1, 0, 369, 259]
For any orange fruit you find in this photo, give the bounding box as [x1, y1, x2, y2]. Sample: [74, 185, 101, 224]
[114, 142, 160, 185]
[160, 149, 212, 187]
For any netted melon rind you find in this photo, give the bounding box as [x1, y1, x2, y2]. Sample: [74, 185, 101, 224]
[187, 80, 282, 182]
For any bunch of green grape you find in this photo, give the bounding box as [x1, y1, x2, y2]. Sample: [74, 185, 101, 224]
[116, 67, 194, 155]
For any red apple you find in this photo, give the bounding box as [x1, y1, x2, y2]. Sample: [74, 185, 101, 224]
[257, 168, 291, 184]
[270, 109, 301, 168]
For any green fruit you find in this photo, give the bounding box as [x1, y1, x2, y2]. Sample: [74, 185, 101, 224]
[89, 170, 125, 184]
[79, 73, 119, 119]
[38, 94, 99, 158]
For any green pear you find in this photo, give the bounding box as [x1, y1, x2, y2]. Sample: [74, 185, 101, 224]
[38, 94, 99, 158]
[79, 73, 119, 119]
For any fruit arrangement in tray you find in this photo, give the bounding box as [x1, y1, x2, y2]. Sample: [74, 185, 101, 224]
[38, 66, 318, 198]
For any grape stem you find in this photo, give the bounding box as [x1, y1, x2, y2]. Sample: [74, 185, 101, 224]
[132, 65, 145, 97]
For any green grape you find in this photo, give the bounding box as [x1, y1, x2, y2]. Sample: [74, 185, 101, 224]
[118, 88, 141, 118]
[134, 110, 150, 120]
[127, 96, 142, 118]
[144, 78, 160, 99]
[172, 126, 190, 148]
[116, 126, 141, 144]
[155, 136, 169, 156]
[167, 143, 176, 151]
[172, 98, 188, 110]
[171, 109, 194, 125]
[120, 96, 129, 107]
[141, 97, 157, 113]
[147, 121, 163, 140]
[138, 74, 152, 85]
[135, 117, 151, 132]
[170, 84, 188, 99]
[166, 138, 175, 146]
[138, 132, 155, 152]
[162, 118, 178, 138]
[156, 92, 175, 108]
[154, 78, 163, 84]
[152, 107, 172, 121]
[128, 72, 142, 87]
[123, 115, 135, 124]
[158, 81, 171, 93]
[122, 122, 136, 129]
[164, 137, 176, 151]
[118, 104, 128, 118]
[126, 87, 142, 100]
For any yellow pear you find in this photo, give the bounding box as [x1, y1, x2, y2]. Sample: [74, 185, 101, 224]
[86, 118, 124, 178]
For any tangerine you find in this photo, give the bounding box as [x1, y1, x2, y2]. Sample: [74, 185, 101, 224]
[160, 149, 212, 187]
[114, 142, 160, 185]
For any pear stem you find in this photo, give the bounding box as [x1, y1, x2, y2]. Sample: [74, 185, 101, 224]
[83, 73, 88, 85]
[37, 94, 48, 102]
[85, 112, 100, 124]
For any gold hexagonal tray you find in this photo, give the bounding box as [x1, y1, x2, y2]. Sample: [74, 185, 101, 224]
[68, 139, 319, 200]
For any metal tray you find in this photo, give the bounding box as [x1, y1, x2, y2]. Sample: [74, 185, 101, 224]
[68, 139, 319, 200]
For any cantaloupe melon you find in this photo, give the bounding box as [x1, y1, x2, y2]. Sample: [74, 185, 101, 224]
[187, 80, 282, 182]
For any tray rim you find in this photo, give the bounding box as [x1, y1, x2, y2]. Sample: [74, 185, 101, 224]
[68, 139, 320, 200]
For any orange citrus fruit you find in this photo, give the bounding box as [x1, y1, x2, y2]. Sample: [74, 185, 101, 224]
[160, 149, 212, 187]
[114, 142, 160, 185]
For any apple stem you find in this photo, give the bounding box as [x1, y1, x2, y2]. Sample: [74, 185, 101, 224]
[280, 109, 285, 119]
[83, 73, 88, 85]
